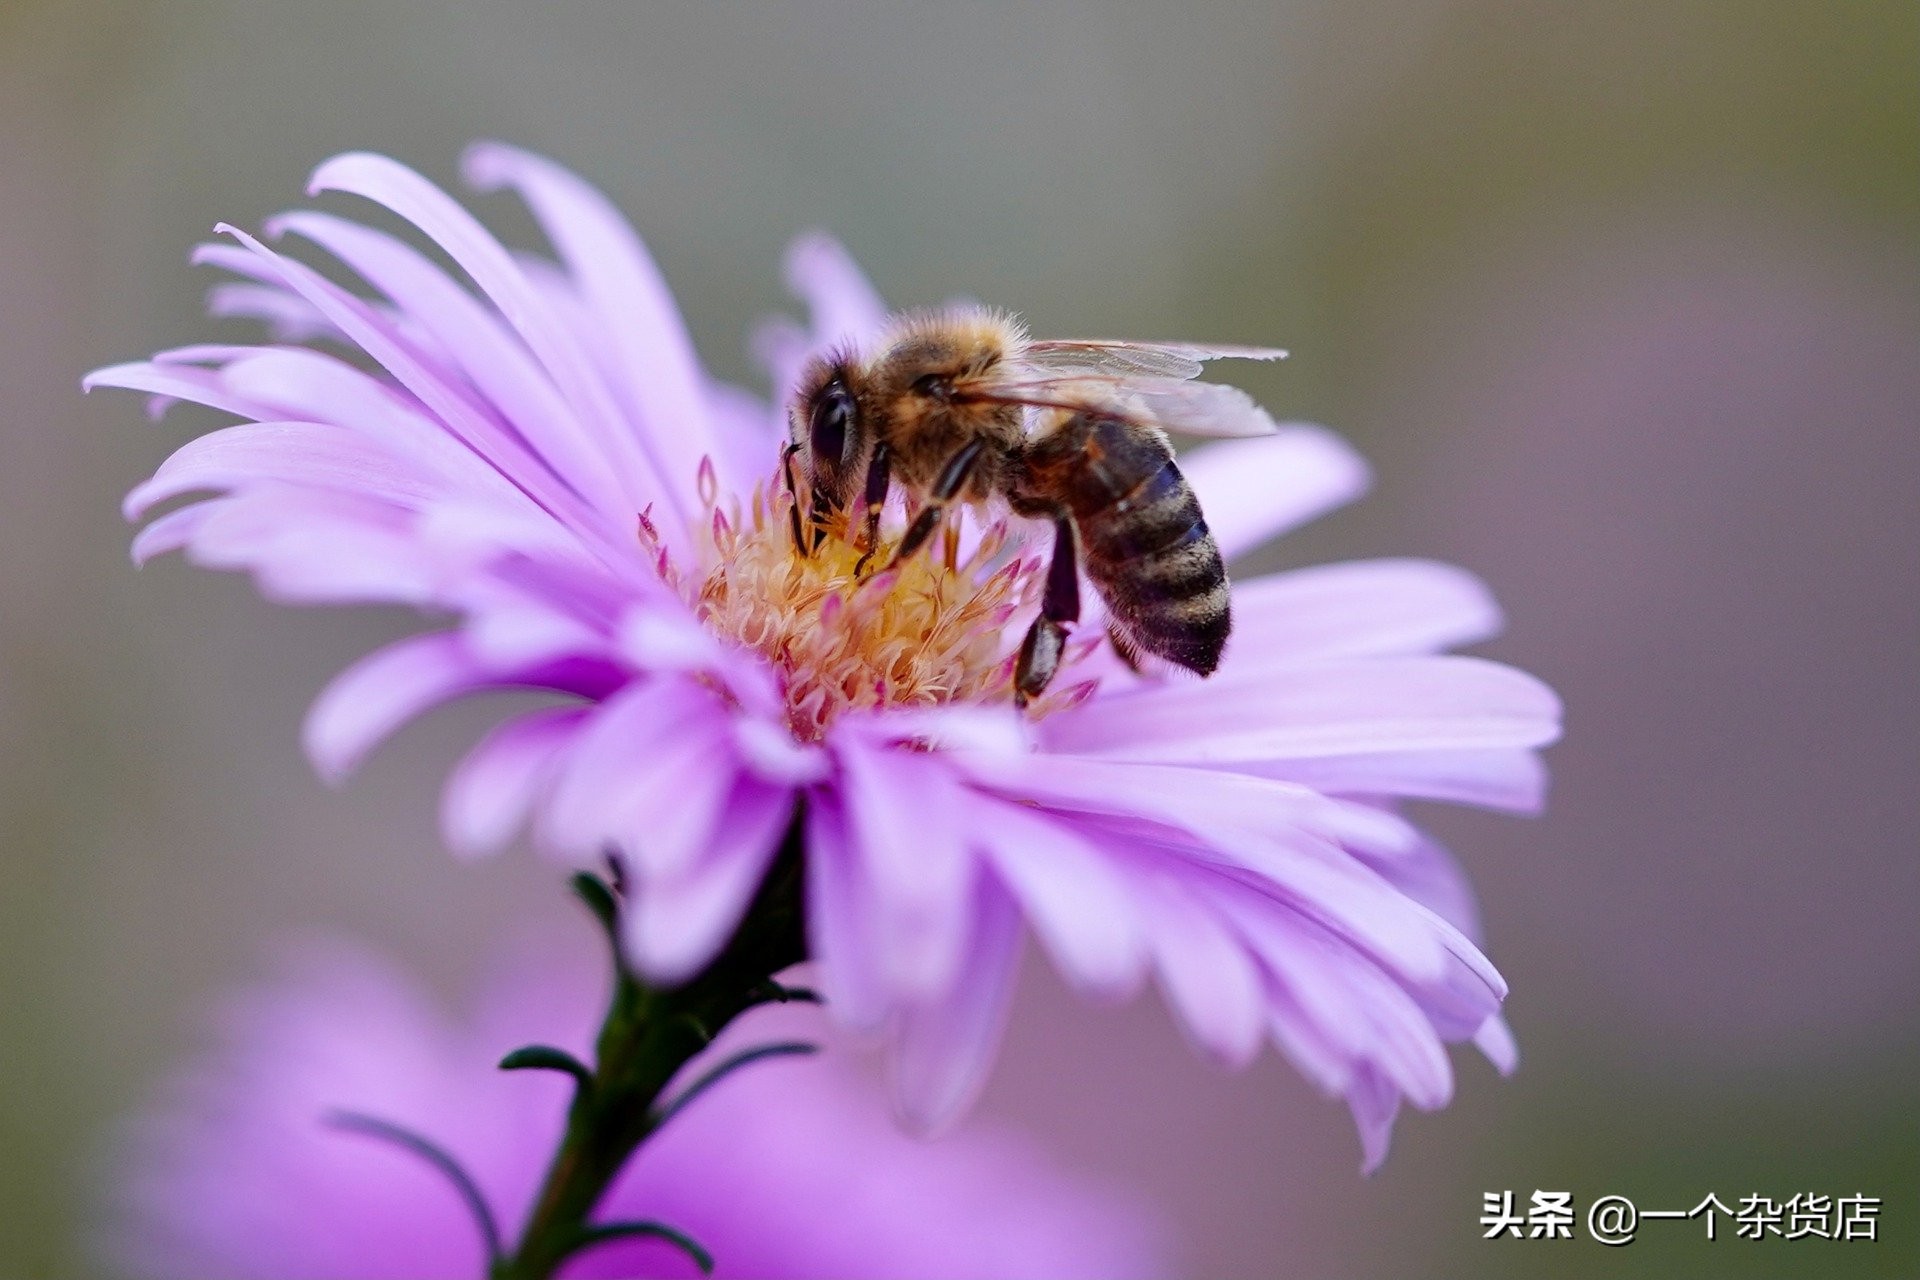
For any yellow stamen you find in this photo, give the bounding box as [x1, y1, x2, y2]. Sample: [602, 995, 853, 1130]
[664, 466, 1057, 741]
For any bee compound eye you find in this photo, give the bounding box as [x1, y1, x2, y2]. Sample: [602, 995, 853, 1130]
[809, 382, 855, 469]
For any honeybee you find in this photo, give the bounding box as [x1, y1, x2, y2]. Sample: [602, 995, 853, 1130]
[787, 307, 1285, 704]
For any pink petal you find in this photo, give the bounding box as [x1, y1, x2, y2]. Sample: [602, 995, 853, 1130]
[701, 379, 786, 497]
[304, 633, 491, 784]
[615, 753, 738, 883]
[439, 708, 586, 860]
[196, 240, 448, 367]
[958, 753, 1452, 986]
[1224, 896, 1452, 1110]
[971, 799, 1147, 1000]
[616, 607, 784, 720]
[267, 211, 633, 525]
[891, 880, 1022, 1135]
[956, 751, 1336, 846]
[131, 500, 222, 565]
[622, 780, 795, 984]
[415, 497, 606, 580]
[1044, 655, 1563, 765]
[206, 346, 415, 432]
[205, 227, 624, 568]
[305, 154, 678, 530]
[1227, 558, 1503, 666]
[1182, 426, 1370, 562]
[1411, 906, 1509, 1025]
[124, 422, 450, 522]
[187, 492, 443, 606]
[1348, 1064, 1402, 1175]
[539, 679, 730, 873]
[1474, 1015, 1519, 1075]
[803, 794, 890, 1031]
[458, 596, 611, 670]
[1352, 833, 1486, 941]
[845, 702, 1035, 758]
[213, 323, 570, 519]
[784, 232, 891, 351]
[206, 280, 337, 341]
[1240, 747, 1548, 814]
[149, 343, 264, 365]
[751, 314, 816, 407]
[1263, 984, 1356, 1099]
[1140, 876, 1266, 1068]
[84, 360, 268, 421]
[1324, 958, 1455, 1113]
[837, 741, 975, 1000]
[731, 717, 831, 787]
[464, 142, 731, 507]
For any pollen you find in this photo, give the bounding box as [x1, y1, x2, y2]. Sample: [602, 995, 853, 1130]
[650, 461, 1083, 742]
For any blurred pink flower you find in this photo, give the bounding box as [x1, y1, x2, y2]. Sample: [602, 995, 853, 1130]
[90, 145, 1558, 1164]
[107, 940, 1166, 1279]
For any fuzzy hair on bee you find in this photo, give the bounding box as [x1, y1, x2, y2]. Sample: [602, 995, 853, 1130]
[786, 305, 1285, 704]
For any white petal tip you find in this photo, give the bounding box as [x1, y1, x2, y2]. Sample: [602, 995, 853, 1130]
[304, 151, 381, 197]
[890, 1082, 971, 1141]
[733, 718, 829, 786]
[1356, 1112, 1398, 1177]
[782, 230, 842, 274]
[459, 140, 519, 189]
[437, 802, 512, 863]
[1063, 961, 1151, 1007]
[1196, 1027, 1266, 1073]
[1474, 1015, 1520, 1076]
[300, 710, 360, 789]
[445, 835, 507, 864]
[623, 933, 717, 990]
[119, 485, 157, 523]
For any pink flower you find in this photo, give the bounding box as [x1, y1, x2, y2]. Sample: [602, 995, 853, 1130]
[90, 144, 1560, 1167]
[107, 939, 1167, 1279]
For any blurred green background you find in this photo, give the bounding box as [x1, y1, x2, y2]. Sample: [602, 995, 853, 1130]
[3, 1, 1915, 1276]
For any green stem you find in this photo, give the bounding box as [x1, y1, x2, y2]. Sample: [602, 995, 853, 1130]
[492, 819, 809, 1280]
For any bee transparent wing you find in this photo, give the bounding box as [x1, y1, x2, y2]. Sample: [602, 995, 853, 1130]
[978, 374, 1280, 439]
[1025, 338, 1288, 382]
[1126, 377, 1280, 437]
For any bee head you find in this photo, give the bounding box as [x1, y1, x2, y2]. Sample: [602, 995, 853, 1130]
[790, 352, 867, 513]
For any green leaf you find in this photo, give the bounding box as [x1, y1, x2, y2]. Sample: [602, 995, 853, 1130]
[498, 1044, 595, 1095]
[326, 1110, 502, 1263]
[560, 1220, 714, 1275]
[569, 872, 620, 941]
[649, 1041, 818, 1134]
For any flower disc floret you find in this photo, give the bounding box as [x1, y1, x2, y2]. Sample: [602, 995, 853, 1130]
[659, 469, 1081, 742]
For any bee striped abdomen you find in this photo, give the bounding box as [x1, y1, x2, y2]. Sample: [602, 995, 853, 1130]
[1038, 413, 1231, 676]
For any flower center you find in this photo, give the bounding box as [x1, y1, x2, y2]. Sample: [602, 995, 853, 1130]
[646, 460, 1099, 741]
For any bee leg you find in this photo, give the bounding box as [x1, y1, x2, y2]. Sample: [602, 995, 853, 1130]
[780, 442, 811, 556]
[889, 439, 985, 568]
[1015, 516, 1080, 707]
[851, 442, 892, 576]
